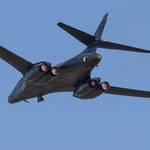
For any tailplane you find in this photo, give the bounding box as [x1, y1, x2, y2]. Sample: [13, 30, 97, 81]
[57, 22, 95, 46]
[98, 41, 150, 53]
[57, 12, 109, 47]
[58, 13, 150, 53]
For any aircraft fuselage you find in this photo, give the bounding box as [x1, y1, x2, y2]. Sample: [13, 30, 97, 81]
[8, 52, 102, 103]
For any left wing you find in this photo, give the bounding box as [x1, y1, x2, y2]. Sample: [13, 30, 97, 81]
[0, 45, 33, 76]
[105, 86, 150, 98]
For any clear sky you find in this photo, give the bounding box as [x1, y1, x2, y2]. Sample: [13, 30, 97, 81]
[0, 0, 150, 150]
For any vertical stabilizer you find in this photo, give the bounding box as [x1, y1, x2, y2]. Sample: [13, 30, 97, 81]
[57, 13, 110, 53]
[94, 12, 109, 39]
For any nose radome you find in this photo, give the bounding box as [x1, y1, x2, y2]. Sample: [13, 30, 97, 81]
[8, 96, 21, 104]
[8, 96, 15, 104]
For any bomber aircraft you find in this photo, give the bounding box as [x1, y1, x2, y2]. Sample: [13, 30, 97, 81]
[1, 12, 150, 104]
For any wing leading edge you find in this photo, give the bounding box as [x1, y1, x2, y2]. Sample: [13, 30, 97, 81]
[0, 45, 33, 76]
[105, 86, 150, 98]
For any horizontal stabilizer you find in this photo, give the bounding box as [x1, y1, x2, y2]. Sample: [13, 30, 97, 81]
[0, 46, 33, 76]
[57, 22, 96, 46]
[99, 41, 150, 53]
[105, 86, 150, 98]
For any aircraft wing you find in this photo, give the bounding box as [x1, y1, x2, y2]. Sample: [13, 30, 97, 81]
[0, 45, 33, 76]
[105, 86, 150, 98]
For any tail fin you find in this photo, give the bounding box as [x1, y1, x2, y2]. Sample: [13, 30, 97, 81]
[58, 13, 150, 53]
[94, 12, 109, 39]
[57, 12, 109, 47]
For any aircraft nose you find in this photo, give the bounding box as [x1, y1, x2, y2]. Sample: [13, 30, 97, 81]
[8, 96, 16, 104]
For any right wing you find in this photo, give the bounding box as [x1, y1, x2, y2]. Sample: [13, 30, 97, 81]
[105, 86, 150, 98]
[0, 45, 33, 76]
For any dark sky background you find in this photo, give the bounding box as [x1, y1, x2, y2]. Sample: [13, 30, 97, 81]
[1, 0, 150, 150]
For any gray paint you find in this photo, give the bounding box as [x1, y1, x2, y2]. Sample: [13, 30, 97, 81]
[1, 12, 150, 104]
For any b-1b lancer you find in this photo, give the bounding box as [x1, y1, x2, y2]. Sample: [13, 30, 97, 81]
[1, 13, 150, 104]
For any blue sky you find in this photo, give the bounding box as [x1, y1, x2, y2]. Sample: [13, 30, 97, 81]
[0, 0, 150, 150]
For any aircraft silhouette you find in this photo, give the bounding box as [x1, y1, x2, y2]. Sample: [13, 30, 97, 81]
[1, 12, 150, 104]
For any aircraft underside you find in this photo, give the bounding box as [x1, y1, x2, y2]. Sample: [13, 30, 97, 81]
[1, 12, 150, 104]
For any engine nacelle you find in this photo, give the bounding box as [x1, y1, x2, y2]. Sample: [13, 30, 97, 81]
[25, 62, 60, 84]
[73, 79, 110, 99]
